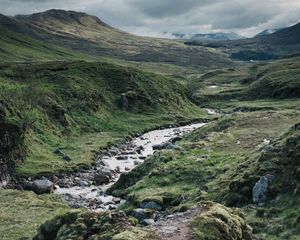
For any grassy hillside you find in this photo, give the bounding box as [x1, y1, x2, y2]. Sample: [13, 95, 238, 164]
[188, 56, 300, 105]
[109, 109, 300, 239]
[0, 61, 205, 178]
[0, 10, 234, 69]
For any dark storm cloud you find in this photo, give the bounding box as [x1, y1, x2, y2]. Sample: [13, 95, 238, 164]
[0, 0, 299, 37]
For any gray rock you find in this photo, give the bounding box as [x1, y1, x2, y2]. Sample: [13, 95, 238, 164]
[140, 201, 162, 211]
[141, 219, 155, 226]
[32, 179, 54, 194]
[152, 142, 180, 151]
[265, 144, 274, 152]
[131, 208, 156, 222]
[116, 156, 129, 160]
[22, 181, 33, 190]
[94, 172, 110, 185]
[112, 197, 122, 204]
[79, 180, 89, 187]
[99, 159, 109, 167]
[252, 176, 270, 204]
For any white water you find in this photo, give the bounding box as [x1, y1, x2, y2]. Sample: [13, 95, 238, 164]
[54, 123, 206, 210]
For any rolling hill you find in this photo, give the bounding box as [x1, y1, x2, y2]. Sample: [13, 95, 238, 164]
[0, 10, 233, 68]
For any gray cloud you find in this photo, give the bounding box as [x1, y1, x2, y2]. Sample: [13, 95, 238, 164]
[0, 0, 299, 37]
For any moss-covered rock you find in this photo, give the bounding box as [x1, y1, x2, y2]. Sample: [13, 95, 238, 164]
[34, 210, 158, 240]
[190, 202, 253, 240]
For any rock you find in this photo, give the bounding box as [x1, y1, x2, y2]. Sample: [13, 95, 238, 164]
[140, 201, 162, 211]
[264, 144, 274, 152]
[63, 155, 72, 161]
[116, 156, 129, 160]
[131, 208, 156, 222]
[109, 205, 117, 210]
[125, 167, 130, 171]
[94, 173, 110, 185]
[252, 176, 272, 204]
[99, 159, 109, 167]
[152, 142, 180, 151]
[141, 219, 155, 226]
[79, 180, 89, 187]
[112, 197, 122, 204]
[115, 166, 121, 173]
[53, 149, 64, 156]
[139, 156, 146, 160]
[22, 181, 33, 190]
[32, 179, 54, 194]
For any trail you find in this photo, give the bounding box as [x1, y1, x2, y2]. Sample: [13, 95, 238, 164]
[152, 206, 204, 240]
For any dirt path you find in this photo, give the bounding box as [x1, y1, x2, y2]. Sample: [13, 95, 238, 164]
[150, 206, 204, 240]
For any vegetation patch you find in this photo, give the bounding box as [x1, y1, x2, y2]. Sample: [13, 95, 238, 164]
[190, 201, 253, 240]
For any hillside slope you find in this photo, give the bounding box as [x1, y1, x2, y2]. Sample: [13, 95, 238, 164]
[0, 10, 233, 68]
[0, 61, 205, 178]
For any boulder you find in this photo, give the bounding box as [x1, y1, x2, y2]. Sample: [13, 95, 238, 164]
[32, 179, 54, 194]
[140, 201, 162, 211]
[252, 176, 270, 204]
[152, 142, 180, 151]
[94, 168, 112, 184]
[131, 208, 156, 222]
[141, 219, 155, 226]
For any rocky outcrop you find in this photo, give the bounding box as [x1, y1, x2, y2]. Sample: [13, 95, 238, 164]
[0, 122, 25, 187]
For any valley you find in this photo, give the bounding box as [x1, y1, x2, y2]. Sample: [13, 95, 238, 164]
[0, 8, 299, 240]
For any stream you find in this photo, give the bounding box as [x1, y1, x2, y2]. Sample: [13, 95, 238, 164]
[54, 123, 206, 211]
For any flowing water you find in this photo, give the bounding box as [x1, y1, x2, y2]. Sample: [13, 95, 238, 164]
[54, 123, 206, 211]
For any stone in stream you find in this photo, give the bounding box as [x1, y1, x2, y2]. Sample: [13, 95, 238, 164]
[116, 156, 129, 160]
[32, 179, 54, 194]
[152, 142, 180, 151]
[94, 169, 112, 185]
[115, 166, 121, 173]
[112, 197, 122, 204]
[78, 180, 89, 187]
[98, 159, 110, 167]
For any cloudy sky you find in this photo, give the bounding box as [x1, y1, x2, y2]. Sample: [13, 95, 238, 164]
[1, 0, 300, 37]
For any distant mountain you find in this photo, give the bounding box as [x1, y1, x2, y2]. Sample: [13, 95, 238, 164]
[0, 9, 234, 68]
[189, 32, 244, 41]
[255, 28, 281, 37]
[171, 32, 244, 41]
[186, 21, 300, 61]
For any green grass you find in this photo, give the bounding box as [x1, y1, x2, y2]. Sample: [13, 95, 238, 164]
[0, 60, 205, 178]
[0, 26, 97, 62]
[189, 56, 300, 105]
[0, 190, 70, 240]
[110, 109, 300, 239]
